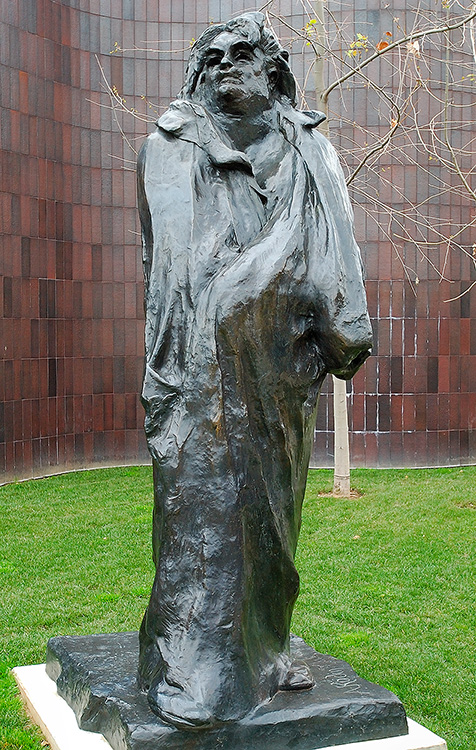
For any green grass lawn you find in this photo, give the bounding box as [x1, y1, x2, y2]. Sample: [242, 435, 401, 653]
[1, 466, 475, 749]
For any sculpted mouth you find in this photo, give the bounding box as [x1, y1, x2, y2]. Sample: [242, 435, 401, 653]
[218, 74, 242, 83]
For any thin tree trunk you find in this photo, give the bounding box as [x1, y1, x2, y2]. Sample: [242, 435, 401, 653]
[313, 0, 352, 497]
[332, 375, 350, 496]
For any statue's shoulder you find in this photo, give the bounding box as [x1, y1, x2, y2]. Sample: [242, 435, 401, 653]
[282, 106, 344, 177]
[278, 105, 324, 131]
[297, 109, 327, 129]
[138, 101, 199, 177]
[279, 105, 330, 152]
[141, 100, 198, 146]
[156, 101, 196, 135]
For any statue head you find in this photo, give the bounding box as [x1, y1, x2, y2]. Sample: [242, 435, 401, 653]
[181, 12, 297, 111]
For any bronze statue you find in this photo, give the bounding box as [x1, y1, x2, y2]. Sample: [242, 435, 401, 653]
[137, 12, 372, 731]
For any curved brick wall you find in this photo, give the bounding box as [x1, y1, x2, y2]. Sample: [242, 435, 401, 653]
[0, 0, 149, 480]
[1, 0, 475, 481]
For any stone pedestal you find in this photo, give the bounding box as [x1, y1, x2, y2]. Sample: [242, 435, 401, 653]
[13, 660, 447, 750]
[37, 631, 410, 750]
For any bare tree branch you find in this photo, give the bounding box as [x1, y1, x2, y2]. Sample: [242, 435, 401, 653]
[323, 3, 476, 101]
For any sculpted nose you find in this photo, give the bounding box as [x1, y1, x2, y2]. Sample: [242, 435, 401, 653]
[219, 55, 233, 69]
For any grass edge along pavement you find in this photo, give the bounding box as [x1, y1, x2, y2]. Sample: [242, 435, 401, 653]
[1, 466, 475, 750]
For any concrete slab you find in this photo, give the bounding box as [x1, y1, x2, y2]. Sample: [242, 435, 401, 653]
[13, 664, 110, 750]
[13, 664, 447, 750]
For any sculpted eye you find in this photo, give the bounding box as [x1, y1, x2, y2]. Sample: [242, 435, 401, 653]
[234, 49, 253, 62]
[206, 52, 223, 67]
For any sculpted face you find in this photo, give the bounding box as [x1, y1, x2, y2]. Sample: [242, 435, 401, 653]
[198, 31, 277, 113]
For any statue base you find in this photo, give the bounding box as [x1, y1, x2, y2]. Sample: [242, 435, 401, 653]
[44, 632, 407, 750]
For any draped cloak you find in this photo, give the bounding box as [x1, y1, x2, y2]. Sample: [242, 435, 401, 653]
[136, 99, 372, 726]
